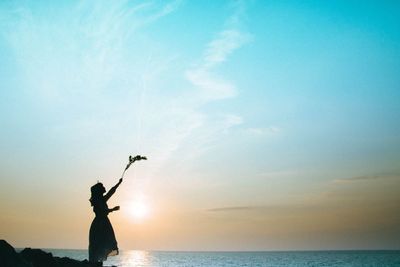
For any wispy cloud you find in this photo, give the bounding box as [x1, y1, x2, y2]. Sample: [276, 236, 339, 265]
[333, 172, 400, 184]
[0, 1, 251, 188]
[141, 0, 183, 25]
[186, 69, 237, 100]
[185, 1, 252, 101]
[208, 206, 253, 212]
[246, 126, 281, 136]
[3, 0, 182, 101]
[204, 29, 251, 67]
[257, 170, 298, 179]
[147, 1, 251, 171]
[207, 204, 322, 213]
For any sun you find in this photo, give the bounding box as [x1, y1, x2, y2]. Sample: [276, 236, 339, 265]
[128, 200, 150, 222]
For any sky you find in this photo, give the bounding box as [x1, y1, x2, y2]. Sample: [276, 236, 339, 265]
[0, 0, 400, 251]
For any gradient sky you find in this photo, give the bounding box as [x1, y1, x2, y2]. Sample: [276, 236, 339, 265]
[1, 0, 400, 251]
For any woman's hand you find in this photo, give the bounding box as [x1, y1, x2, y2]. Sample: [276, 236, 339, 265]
[113, 206, 120, 212]
[108, 206, 120, 213]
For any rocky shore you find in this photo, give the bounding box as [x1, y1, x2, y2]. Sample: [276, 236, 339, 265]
[1, 240, 91, 267]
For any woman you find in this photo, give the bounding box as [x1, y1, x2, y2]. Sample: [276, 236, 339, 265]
[89, 178, 122, 266]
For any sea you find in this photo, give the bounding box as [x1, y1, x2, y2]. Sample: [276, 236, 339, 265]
[43, 249, 400, 267]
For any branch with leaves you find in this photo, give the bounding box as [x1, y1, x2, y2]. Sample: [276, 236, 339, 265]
[121, 155, 147, 178]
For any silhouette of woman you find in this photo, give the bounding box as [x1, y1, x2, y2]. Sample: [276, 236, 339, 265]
[89, 178, 122, 266]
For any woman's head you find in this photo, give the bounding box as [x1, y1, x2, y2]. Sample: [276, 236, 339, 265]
[90, 182, 106, 206]
[91, 182, 105, 195]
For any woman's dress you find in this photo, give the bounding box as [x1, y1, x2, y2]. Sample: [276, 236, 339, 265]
[89, 197, 118, 262]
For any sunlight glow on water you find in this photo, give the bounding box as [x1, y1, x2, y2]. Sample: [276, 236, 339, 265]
[121, 250, 152, 266]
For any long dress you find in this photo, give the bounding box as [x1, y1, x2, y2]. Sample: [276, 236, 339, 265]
[89, 197, 118, 262]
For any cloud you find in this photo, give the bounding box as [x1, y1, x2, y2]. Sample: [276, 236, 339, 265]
[223, 114, 243, 127]
[204, 29, 251, 67]
[333, 172, 400, 184]
[144, 0, 183, 25]
[185, 69, 237, 100]
[0, 1, 251, 188]
[185, 1, 252, 101]
[207, 204, 322, 213]
[257, 170, 297, 179]
[2, 0, 182, 102]
[207, 206, 253, 212]
[148, 1, 251, 170]
[131, 1, 252, 178]
[246, 126, 281, 135]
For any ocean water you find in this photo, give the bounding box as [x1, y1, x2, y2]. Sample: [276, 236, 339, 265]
[45, 249, 400, 267]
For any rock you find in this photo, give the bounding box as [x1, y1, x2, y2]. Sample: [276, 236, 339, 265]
[56, 257, 90, 267]
[20, 248, 58, 267]
[0, 240, 31, 267]
[1, 240, 91, 267]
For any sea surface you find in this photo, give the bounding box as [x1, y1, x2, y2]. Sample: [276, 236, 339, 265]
[44, 249, 400, 267]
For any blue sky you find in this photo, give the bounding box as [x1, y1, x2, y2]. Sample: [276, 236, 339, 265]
[0, 0, 399, 250]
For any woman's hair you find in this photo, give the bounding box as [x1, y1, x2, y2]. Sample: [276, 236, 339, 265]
[90, 182, 104, 206]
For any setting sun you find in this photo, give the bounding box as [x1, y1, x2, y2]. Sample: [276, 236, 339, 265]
[128, 200, 150, 222]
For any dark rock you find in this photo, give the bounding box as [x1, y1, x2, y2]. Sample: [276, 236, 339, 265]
[55, 257, 90, 267]
[0, 240, 31, 267]
[1, 240, 91, 267]
[20, 248, 58, 267]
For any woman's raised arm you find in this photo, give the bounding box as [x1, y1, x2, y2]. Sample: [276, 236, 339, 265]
[105, 178, 122, 201]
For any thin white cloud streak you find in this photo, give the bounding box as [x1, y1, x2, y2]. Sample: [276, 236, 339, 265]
[185, 1, 252, 101]
[185, 69, 237, 100]
[155, 1, 252, 173]
[1, 1, 186, 172]
[204, 29, 251, 67]
[246, 126, 281, 135]
[146, 0, 183, 23]
[141, 2, 252, 175]
[3, 1, 181, 101]
[257, 170, 298, 179]
[333, 172, 400, 184]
